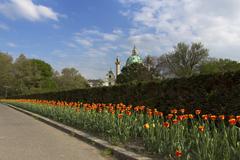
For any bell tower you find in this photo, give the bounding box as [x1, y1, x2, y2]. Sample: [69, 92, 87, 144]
[115, 56, 121, 77]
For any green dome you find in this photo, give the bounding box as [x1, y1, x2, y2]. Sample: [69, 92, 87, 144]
[126, 45, 143, 66]
[126, 55, 143, 66]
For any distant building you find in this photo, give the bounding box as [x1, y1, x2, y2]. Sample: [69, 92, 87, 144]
[115, 56, 121, 77]
[88, 79, 104, 87]
[103, 70, 115, 86]
[126, 45, 143, 66]
[103, 45, 143, 86]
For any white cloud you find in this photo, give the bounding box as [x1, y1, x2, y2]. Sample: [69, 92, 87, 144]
[102, 33, 120, 41]
[71, 29, 128, 58]
[70, 28, 126, 50]
[0, 0, 59, 21]
[75, 38, 93, 47]
[66, 42, 77, 48]
[119, 0, 240, 60]
[75, 29, 123, 42]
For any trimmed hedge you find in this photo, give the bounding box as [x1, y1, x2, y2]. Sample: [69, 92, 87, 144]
[12, 71, 240, 114]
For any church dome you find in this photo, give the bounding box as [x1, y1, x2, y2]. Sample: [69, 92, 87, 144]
[126, 46, 143, 66]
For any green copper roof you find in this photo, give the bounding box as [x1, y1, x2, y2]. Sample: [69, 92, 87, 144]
[126, 46, 143, 66]
[126, 55, 143, 66]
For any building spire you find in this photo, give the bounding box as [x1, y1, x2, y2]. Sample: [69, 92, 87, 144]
[132, 45, 138, 55]
[115, 56, 121, 76]
[115, 56, 120, 64]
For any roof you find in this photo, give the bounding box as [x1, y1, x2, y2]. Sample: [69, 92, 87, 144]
[126, 45, 143, 66]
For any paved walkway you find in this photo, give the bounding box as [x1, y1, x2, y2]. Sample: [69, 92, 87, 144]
[0, 104, 107, 160]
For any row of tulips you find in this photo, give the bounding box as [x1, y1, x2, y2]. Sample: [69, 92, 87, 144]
[1, 99, 240, 160]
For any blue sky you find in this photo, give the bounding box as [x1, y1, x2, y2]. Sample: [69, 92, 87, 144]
[0, 0, 240, 79]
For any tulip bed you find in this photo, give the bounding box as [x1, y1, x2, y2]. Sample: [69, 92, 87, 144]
[1, 99, 240, 160]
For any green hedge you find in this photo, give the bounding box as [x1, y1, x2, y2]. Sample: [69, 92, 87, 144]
[12, 71, 240, 114]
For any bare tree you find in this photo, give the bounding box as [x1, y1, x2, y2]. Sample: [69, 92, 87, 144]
[163, 42, 209, 77]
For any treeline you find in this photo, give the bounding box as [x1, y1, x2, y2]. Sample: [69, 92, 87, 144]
[144, 42, 240, 78]
[0, 53, 89, 97]
[117, 42, 240, 84]
[1, 42, 240, 97]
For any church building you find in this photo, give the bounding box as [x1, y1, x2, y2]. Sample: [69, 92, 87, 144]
[103, 45, 143, 86]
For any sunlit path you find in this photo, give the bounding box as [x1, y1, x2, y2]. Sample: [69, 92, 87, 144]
[0, 104, 106, 160]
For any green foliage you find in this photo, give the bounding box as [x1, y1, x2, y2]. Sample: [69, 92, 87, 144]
[116, 63, 154, 84]
[0, 52, 14, 97]
[13, 55, 57, 94]
[14, 71, 240, 115]
[54, 67, 89, 91]
[30, 59, 53, 78]
[200, 58, 240, 74]
[0, 53, 88, 97]
[153, 42, 209, 78]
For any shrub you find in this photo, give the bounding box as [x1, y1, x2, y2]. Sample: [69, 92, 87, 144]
[11, 71, 240, 114]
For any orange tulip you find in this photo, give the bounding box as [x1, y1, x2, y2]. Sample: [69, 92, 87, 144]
[163, 122, 170, 128]
[158, 111, 163, 117]
[167, 114, 174, 119]
[195, 109, 201, 115]
[118, 114, 123, 119]
[229, 118, 237, 126]
[172, 119, 178, 124]
[178, 115, 184, 121]
[202, 114, 208, 120]
[147, 111, 153, 117]
[171, 108, 178, 114]
[219, 115, 225, 120]
[146, 108, 152, 113]
[183, 114, 188, 120]
[236, 115, 240, 122]
[188, 114, 194, 119]
[120, 109, 125, 113]
[125, 111, 132, 116]
[198, 125, 205, 132]
[210, 115, 217, 121]
[175, 150, 182, 157]
[134, 106, 139, 112]
[139, 106, 145, 111]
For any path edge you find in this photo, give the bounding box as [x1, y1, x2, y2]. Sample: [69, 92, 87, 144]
[6, 103, 153, 160]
